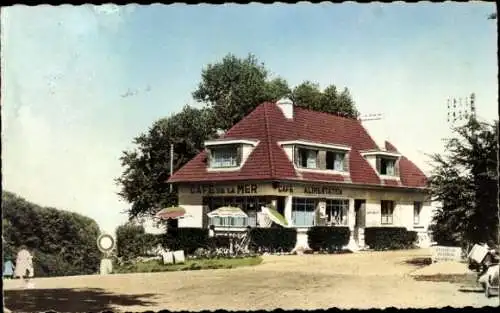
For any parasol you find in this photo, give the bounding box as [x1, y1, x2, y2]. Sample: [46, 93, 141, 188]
[207, 206, 248, 218]
[155, 206, 189, 220]
[262, 206, 289, 227]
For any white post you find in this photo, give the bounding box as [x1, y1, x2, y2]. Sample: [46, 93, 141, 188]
[346, 199, 359, 252]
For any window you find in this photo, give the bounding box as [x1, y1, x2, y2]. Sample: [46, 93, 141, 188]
[325, 199, 349, 225]
[292, 198, 317, 226]
[414, 201, 422, 225]
[326, 151, 345, 171]
[296, 148, 318, 169]
[379, 158, 396, 176]
[210, 146, 239, 168]
[381, 200, 394, 225]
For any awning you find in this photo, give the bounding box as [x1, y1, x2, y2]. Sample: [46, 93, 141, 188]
[155, 206, 187, 220]
[262, 206, 289, 227]
[207, 206, 248, 218]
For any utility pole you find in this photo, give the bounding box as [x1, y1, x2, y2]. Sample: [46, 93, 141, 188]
[170, 143, 174, 193]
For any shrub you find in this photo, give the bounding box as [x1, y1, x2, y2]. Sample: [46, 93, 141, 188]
[307, 226, 350, 252]
[207, 236, 231, 249]
[162, 227, 210, 254]
[2, 191, 101, 277]
[248, 227, 297, 253]
[116, 223, 147, 260]
[364, 227, 418, 250]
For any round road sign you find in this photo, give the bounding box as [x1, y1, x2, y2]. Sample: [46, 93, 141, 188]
[97, 233, 115, 254]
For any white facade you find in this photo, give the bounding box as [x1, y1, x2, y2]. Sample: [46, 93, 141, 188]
[175, 182, 434, 249]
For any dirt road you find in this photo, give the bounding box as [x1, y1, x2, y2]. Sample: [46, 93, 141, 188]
[3, 249, 498, 312]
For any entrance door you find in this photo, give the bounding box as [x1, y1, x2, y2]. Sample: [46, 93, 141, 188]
[354, 199, 366, 243]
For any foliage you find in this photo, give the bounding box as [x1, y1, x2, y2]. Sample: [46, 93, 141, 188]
[364, 227, 418, 250]
[113, 256, 263, 274]
[162, 228, 210, 254]
[248, 227, 297, 253]
[2, 191, 101, 277]
[118, 53, 359, 219]
[115, 222, 160, 260]
[428, 119, 498, 248]
[307, 226, 351, 252]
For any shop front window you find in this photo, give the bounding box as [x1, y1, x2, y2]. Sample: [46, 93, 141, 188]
[326, 199, 349, 226]
[292, 197, 316, 227]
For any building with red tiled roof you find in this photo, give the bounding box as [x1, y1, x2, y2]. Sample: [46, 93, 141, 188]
[168, 99, 433, 249]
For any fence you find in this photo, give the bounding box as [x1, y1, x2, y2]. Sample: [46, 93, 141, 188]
[431, 245, 463, 263]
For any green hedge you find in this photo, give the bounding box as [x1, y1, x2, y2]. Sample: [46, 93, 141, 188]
[248, 228, 297, 253]
[2, 191, 101, 277]
[307, 226, 350, 252]
[364, 227, 418, 250]
[163, 228, 210, 254]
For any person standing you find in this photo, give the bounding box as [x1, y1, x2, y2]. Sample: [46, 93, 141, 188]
[14, 246, 34, 288]
[3, 257, 15, 279]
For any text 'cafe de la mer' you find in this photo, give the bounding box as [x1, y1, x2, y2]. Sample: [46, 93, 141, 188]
[167, 98, 434, 249]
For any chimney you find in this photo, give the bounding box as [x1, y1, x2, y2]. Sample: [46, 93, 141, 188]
[276, 98, 294, 119]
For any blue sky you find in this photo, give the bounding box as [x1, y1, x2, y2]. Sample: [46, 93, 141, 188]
[2, 3, 497, 234]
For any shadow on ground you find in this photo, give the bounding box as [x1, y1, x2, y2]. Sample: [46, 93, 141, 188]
[4, 287, 157, 312]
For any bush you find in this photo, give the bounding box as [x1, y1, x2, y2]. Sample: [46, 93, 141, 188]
[162, 228, 210, 254]
[116, 223, 147, 260]
[207, 236, 231, 249]
[364, 227, 417, 250]
[307, 226, 350, 252]
[2, 191, 101, 277]
[248, 227, 297, 253]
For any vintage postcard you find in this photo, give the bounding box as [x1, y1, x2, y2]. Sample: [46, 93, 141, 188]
[2, 2, 498, 312]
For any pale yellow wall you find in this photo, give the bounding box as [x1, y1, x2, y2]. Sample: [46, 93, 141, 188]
[177, 182, 431, 229]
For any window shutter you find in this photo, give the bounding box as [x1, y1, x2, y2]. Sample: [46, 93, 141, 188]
[294, 146, 299, 166]
[207, 149, 212, 166]
[236, 145, 242, 165]
[318, 150, 326, 170]
[342, 153, 349, 172]
[376, 157, 381, 173]
[394, 159, 400, 177]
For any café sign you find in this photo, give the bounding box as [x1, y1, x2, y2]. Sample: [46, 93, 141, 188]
[276, 183, 342, 195]
[304, 185, 342, 195]
[190, 184, 258, 195]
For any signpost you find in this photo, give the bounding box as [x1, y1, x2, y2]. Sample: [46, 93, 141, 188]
[97, 233, 115, 275]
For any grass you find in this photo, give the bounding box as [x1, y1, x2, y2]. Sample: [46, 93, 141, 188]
[114, 256, 263, 274]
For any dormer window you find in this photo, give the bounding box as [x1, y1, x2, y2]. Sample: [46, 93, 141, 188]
[296, 148, 318, 169]
[293, 146, 348, 172]
[377, 157, 398, 176]
[209, 145, 241, 168]
[326, 151, 345, 171]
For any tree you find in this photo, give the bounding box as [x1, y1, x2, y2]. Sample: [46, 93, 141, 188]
[193, 53, 270, 131]
[117, 105, 217, 218]
[428, 118, 498, 248]
[193, 53, 360, 130]
[292, 82, 359, 118]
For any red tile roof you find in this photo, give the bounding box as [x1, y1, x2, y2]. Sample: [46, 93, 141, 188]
[168, 102, 428, 189]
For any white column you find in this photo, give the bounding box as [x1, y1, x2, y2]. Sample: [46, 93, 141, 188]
[346, 199, 359, 251]
[284, 196, 293, 225]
